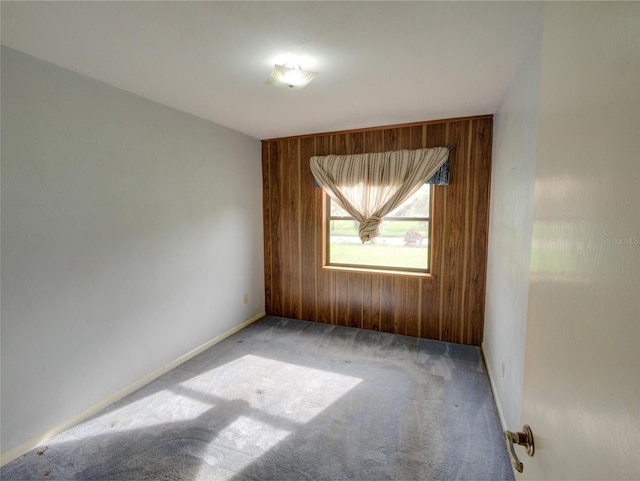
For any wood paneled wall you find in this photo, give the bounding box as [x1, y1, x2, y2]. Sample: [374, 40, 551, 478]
[262, 116, 492, 345]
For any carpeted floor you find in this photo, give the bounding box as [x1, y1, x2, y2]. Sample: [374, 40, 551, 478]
[1, 316, 513, 480]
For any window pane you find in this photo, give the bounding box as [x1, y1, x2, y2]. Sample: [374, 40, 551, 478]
[328, 219, 360, 236]
[330, 200, 350, 217]
[387, 184, 430, 217]
[329, 220, 430, 270]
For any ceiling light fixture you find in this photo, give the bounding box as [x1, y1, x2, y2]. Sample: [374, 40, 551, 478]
[266, 63, 319, 90]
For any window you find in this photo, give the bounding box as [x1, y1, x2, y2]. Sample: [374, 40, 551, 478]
[325, 184, 432, 273]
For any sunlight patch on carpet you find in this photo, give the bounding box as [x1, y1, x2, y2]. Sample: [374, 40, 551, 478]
[188, 354, 363, 479]
[180, 354, 363, 424]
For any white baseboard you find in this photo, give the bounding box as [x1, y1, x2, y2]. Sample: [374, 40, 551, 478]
[0, 311, 266, 467]
[481, 343, 508, 432]
[481, 344, 520, 478]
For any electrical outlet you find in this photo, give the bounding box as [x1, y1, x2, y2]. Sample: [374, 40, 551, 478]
[243, 294, 249, 304]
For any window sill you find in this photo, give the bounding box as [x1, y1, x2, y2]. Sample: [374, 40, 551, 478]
[322, 265, 436, 279]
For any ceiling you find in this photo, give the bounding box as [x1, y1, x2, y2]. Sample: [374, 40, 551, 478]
[1, 1, 541, 140]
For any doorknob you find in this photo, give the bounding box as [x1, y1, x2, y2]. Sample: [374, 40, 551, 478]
[504, 424, 534, 473]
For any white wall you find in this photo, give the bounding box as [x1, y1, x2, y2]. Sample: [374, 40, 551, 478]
[1, 47, 264, 456]
[483, 12, 542, 431]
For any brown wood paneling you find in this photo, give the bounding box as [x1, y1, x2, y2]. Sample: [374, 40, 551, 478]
[364, 129, 384, 154]
[380, 276, 395, 333]
[300, 137, 317, 322]
[286, 139, 301, 319]
[346, 273, 363, 329]
[440, 121, 470, 343]
[348, 132, 365, 154]
[467, 119, 493, 345]
[420, 279, 439, 340]
[334, 271, 349, 326]
[269, 140, 283, 316]
[384, 128, 399, 151]
[262, 115, 493, 346]
[368, 275, 382, 332]
[393, 276, 407, 335]
[362, 274, 373, 330]
[262, 141, 272, 314]
[276, 139, 292, 318]
[405, 278, 421, 338]
[317, 270, 332, 324]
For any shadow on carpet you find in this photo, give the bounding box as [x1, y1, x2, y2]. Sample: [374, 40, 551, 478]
[1, 316, 513, 480]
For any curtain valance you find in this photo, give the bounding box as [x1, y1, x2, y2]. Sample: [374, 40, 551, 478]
[310, 147, 450, 243]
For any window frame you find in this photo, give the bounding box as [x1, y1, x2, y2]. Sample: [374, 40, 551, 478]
[323, 184, 434, 276]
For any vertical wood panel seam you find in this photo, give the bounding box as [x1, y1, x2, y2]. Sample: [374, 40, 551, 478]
[468, 122, 484, 343]
[437, 123, 449, 341]
[282, 141, 288, 315]
[330, 135, 335, 325]
[268, 142, 273, 312]
[360, 276, 364, 329]
[470, 119, 491, 345]
[268, 140, 277, 314]
[414, 126, 423, 339]
[377, 276, 382, 331]
[467, 123, 480, 344]
[459, 122, 473, 343]
[278, 142, 285, 314]
[297, 139, 303, 318]
[263, 142, 270, 312]
[313, 137, 319, 321]
[418, 278, 423, 338]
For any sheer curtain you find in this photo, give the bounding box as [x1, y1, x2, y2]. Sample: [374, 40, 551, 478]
[310, 147, 450, 243]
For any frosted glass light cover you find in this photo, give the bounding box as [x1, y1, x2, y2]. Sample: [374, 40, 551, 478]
[266, 64, 318, 89]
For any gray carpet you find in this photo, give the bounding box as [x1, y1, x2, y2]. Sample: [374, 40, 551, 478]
[1, 316, 513, 480]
